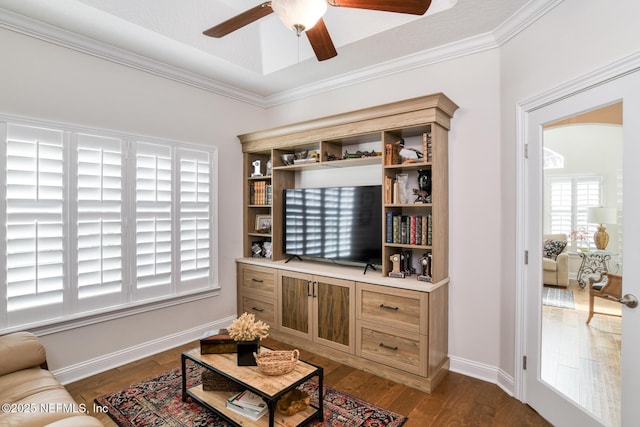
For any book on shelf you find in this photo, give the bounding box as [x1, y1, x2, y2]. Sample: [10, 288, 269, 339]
[386, 213, 433, 246]
[226, 390, 268, 421]
[249, 181, 271, 206]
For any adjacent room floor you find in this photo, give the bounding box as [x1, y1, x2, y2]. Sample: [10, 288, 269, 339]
[542, 280, 622, 427]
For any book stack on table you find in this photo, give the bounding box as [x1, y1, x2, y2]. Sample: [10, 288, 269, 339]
[226, 390, 268, 421]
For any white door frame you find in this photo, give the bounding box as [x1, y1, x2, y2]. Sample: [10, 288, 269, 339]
[515, 52, 640, 421]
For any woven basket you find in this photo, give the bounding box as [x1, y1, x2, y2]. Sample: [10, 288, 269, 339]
[253, 349, 299, 376]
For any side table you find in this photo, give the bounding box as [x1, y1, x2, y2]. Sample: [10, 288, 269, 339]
[576, 250, 617, 288]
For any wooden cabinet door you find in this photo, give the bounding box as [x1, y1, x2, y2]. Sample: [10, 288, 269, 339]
[314, 276, 355, 353]
[278, 271, 312, 340]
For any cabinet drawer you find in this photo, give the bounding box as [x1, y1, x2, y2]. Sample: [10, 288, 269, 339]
[240, 295, 275, 327]
[358, 324, 425, 375]
[239, 264, 276, 297]
[357, 283, 425, 333]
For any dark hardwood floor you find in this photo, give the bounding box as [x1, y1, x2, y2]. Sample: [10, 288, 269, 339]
[66, 338, 551, 426]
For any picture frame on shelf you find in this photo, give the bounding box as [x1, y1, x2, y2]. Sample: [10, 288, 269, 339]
[255, 215, 272, 233]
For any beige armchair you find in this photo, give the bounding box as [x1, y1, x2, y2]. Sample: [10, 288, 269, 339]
[543, 233, 569, 287]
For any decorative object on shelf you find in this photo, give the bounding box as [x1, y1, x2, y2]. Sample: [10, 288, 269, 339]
[276, 388, 311, 416]
[418, 253, 432, 282]
[416, 169, 432, 203]
[263, 241, 272, 258]
[402, 250, 415, 276]
[388, 253, 405, 278]
[395, 173, 409, 204]
[342, 149, 380, 159]
[255, 215, 272, 233]
[281, 153, 295, 165]
[228, 312, 270, 366]
[266, 159, 272, 176]
[325, 151, 339, 161]
[295, 150, 308, 159]
[587, 206, 617, 250]
[394, 139, 423, 163]
[254, 349, 299, 376]
[251, 159, 262, 177]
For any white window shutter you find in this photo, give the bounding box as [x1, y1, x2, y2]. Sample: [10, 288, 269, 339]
[5, 124, 65, 325]
[178, 149, 211, 289]
[76, 133, 123, 310]
[135, 143, 172, 297]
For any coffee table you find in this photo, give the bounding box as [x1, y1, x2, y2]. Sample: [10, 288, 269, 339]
[181, 347, 324, 426]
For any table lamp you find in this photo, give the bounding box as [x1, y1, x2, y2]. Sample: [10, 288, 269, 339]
[587, 207, 617, 250]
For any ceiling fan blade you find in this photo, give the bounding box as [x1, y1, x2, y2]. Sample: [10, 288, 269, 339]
[328, 0, 431, 15]
[203, 2, 273, 37]
[306, 18, 337, 61]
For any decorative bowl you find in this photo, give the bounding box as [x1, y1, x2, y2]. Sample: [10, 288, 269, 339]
[281, 153, 295, 166]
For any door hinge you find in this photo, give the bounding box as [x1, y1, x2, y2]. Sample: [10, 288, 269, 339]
[524, 144, 529, 159]
[524, 250, 529, 265]
[523, 355, 527, 370]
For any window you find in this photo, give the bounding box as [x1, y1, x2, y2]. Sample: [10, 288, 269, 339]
[546, 176, 602, 249]
[1, 121, 218, 331]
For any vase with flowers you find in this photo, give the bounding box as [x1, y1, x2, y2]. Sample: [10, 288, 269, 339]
[571, 228, 588, 252]
[227, 312, 270, 366]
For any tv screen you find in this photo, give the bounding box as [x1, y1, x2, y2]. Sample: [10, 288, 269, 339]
[283, 185, 382, 265]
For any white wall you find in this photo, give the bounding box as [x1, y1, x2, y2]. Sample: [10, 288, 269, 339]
[499, 0, 640, 384]
[0, 27, 266, 381]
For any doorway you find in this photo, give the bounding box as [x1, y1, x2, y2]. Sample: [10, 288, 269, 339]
[516, 56, 640, 427]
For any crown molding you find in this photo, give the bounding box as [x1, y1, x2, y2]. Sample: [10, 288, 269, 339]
[0, 1, 561, 109]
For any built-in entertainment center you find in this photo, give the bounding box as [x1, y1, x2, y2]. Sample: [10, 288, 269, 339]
[236, 93, 457, 393]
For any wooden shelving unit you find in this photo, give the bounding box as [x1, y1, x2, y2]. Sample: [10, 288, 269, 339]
[236, 93, 457, 393]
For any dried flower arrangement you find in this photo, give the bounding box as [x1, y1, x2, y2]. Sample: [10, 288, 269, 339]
[227, 312, 270, 342]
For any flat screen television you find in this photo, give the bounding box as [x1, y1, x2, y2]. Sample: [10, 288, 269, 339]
[283, 185, 382, 266]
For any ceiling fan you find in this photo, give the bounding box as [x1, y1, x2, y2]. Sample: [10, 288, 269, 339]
[203, 0, 433, 61]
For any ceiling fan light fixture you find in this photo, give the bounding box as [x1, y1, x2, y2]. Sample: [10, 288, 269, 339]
[271, 0, 328, 35]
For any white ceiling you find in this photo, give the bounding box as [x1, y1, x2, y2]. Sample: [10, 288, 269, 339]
[0, 0, 559, 106]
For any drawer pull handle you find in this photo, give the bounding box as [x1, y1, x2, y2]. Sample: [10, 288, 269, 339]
[251, 307, 264, 312]
[379, 304, 399, 311]
[251, 278, 264, 283]
[379, 343, 398, 351]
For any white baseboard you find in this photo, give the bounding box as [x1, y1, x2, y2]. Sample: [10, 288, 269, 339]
[449, 355, 515, 396]
[53, 315, 236, 385]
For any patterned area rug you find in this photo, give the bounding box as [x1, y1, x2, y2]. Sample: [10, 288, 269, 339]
[542, 287, 575, 309]
[96, 362, 407, 427]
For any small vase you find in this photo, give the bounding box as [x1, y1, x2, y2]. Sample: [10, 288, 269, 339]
[237, 339, 260, 366]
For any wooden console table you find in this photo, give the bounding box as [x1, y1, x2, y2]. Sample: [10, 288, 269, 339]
[181, 347, 323, 426]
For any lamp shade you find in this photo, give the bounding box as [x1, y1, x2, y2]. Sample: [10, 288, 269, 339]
[587, 207, 617, 225]
[271, 0, 327, 33]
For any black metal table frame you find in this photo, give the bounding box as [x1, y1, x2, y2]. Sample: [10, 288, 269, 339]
[181, 350, 324, 427]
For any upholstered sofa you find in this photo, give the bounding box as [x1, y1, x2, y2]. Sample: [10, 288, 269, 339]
[543, 233, 569, 287]
[0, 332, 103, 427]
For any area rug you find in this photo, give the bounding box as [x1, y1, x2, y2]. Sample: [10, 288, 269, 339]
[96, 363, 407, 427]
[542, 287, 575, 309]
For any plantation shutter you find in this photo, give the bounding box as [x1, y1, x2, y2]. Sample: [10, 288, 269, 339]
[76, 134, 123, 310]
[548, 176, 602, 249]
[549, 178, 572, 235]
[5, 124, 65, 326]
[135, 143, 172, 299]
[178, 149, 211, 289]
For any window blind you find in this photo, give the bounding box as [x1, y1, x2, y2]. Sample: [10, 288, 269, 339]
[135, 143, 172, 295]
[76, 133, 123, 310]
[178, 149, 211, 287]
[5, 124, 65, 324]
